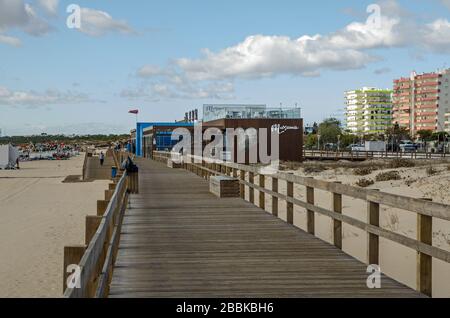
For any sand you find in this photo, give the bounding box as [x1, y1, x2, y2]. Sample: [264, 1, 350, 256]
[0, 154, 109, 297]
[249, 160, 450, 297]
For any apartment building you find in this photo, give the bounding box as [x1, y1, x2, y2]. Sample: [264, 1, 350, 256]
[345, 87, 393, 135]
[445, 112, 450, 133]
[393, 69, 450, 136]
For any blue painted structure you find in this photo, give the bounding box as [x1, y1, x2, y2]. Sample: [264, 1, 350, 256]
[135, 122, 194, 157]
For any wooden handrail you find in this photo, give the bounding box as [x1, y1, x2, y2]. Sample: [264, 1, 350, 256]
[153, 150, 450, 297]
[64, 170, 129, 298]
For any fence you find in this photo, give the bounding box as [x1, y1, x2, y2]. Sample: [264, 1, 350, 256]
[304, 149, 449, 160]
[153, 150, 450, 297]
[63, 168, 131, 297]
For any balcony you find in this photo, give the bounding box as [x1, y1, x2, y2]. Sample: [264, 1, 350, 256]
[415, 81, 439, 87]
[417, 73, 440, 80]
[415, 111, 437, 116]
[416, 89, 439, 94]
[394, 78, 410, 83]
[416, 97, 438, 102]
[415, 119, 437, 124]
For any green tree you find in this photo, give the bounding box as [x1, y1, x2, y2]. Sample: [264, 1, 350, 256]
[431, 131, 448, 141]
[318, 118, 342, 145]
[339, 134, 356, 149]
[417, 130, 433, 141]
[305, 134, 318, 149]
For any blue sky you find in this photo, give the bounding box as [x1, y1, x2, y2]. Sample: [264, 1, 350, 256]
[0, 0, 449, 135]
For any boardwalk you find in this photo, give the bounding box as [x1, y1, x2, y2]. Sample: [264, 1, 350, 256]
[108, 159, 423, 298]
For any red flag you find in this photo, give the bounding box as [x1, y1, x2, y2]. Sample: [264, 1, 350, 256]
[129, 109, 139, 114]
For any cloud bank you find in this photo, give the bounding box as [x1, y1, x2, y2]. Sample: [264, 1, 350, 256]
[129, 0, 450, 100]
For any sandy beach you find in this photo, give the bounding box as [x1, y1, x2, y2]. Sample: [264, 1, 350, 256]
[0, 154, 109, 297]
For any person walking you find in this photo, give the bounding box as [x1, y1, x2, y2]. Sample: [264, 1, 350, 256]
[99, 152, 105, 166]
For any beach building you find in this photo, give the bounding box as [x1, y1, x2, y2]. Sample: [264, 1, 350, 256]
[133, 122, 194, 157]
[202, 104, 303, 163]
[345, 87, 393, 136]
[142, 123, 195, 158]
[134, 104, 304, 162]
[393, 69, 450, 136]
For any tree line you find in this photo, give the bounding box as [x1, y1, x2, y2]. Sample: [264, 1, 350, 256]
[305, 118, 449, 150]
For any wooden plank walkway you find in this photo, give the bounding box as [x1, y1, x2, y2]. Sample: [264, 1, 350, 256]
[109, 159, 424, 298]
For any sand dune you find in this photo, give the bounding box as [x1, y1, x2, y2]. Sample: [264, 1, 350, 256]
[0, 154, 109, 297]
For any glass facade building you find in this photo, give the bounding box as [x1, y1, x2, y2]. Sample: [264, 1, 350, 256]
[203, 104, 301, 122]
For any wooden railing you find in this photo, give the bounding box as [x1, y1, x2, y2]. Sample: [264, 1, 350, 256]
[153, 151, 450, 297]
[63, 169, 129, 298]
[304, 149, 449, 160]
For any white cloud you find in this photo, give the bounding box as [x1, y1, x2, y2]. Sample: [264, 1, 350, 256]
[0, 34, 21, 47]
[130, 0, 450, 99]
[422, 19, 450, 53]
[136, 65, 167, 78]
[173, 7, 414, 82]
[0, 0, 53, 46]
[78, 8, 136, 37]
[176, 35, 378, 81]
[0, 86, 96, 106]
[37, 0, 59, 16]
[121, 76, 234, 101]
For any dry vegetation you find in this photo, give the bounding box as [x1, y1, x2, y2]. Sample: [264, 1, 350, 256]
[426, 166, 438, 176]
[375, 171, 401, 182]
[388, 159, 416, 169]
[356, 178, 375, 187]
[353, 167, 376, 176]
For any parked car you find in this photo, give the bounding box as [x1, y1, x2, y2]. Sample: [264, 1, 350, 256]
[350, 144, 365, 152]
[324, 143, 337, 151]
[399, 140, 417, 152]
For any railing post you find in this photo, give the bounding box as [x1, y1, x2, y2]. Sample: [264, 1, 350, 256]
[287, 178, 294, 225]
[417, 198, 433, 297]
[86, 215, 102, 245]
[272, 177, 278, 217]
[63, 245, 86, 293]
[367, 191, 380, 265]
[306, 178, 315, 234]
[332, 182, 342, 249]
[240, 170, 245, 199]
[97, 200, 109, 216]
[259, 174, 265, 210]
[249, 171, 254, 204]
